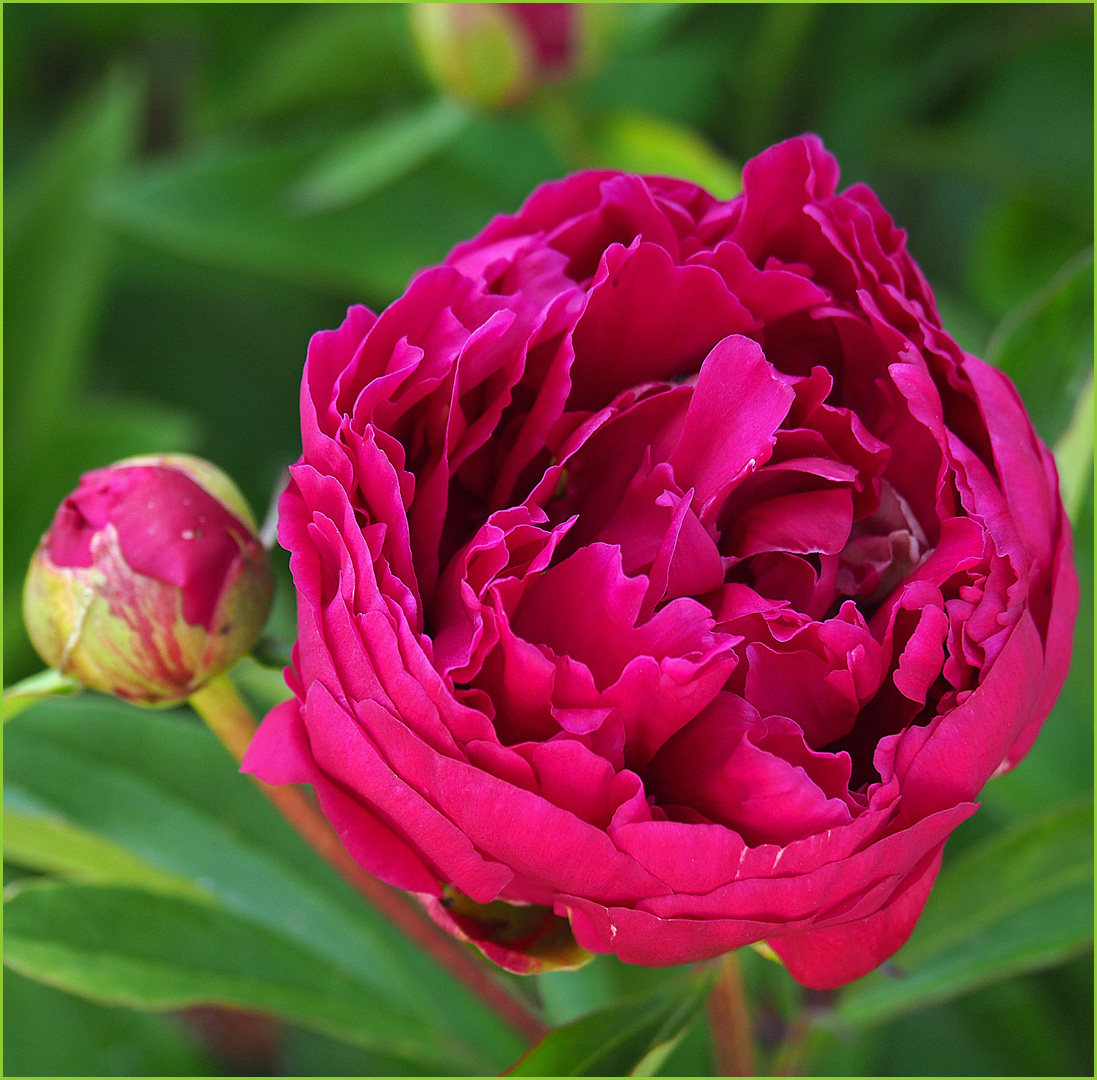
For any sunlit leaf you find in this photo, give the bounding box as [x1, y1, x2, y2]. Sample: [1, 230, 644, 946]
[587, 111, 740, 197]
[3, 807, 210, 900]
[1054, 368, 1094, 522]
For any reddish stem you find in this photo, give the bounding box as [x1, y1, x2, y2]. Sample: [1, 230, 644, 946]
[708, 952, 757, 1076]
[189, 674, 548, 1045]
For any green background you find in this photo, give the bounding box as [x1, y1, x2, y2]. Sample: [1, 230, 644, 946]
[4, 4, 1093, 1075]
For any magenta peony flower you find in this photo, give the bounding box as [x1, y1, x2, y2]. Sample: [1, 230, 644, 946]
[25, 454, 273, 704]
[243, 136, 1077, 989]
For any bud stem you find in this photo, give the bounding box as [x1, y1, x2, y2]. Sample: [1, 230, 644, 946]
[708, 952, 757, 1076]
[188, 674, 257, 761]
[187, 672, 548, 1046]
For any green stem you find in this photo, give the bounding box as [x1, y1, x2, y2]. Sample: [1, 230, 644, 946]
[188, 672, 548, 1045]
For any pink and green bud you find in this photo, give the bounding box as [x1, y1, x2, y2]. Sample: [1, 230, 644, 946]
[410, 3, 595, 110]
[23, 454, 273, 705]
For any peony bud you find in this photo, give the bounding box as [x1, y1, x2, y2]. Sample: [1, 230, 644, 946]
[24, 454, 273, 705]
[410, 3, 591, 110]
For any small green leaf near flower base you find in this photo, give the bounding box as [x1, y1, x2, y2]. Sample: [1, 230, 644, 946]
[3, 669, 82, 724]
[507, 971, 714, 1076]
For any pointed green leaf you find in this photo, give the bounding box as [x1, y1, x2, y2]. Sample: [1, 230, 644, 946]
[4, 70, 141, 450]
[3, 808, 210, 900]
[3, 881, 474, 1070]
[588, 111, 740, 198]
[985, 246, 1094, 445]
[96, 120, 560, 304]
[628, 1022, 693, 1077]
[290, 98, 473, 215]
[1053, 367, 1094, 522]
[507, 971, 714, 1076]
[836, 797, 1094, 1029]
[98, 142, 450, 300]
[3, 670, 82, 724]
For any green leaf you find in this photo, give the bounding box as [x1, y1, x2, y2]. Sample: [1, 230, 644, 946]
[3, 669, 82, 723]
[4, 70, 141, 452]
[1053, 367, 1094, 522]
[229, 655, 295, 719]
[290, 98, 473, 215]
[4, 967, 217, 1077]
[97, 118, 561, 306]
[734, 3, 820, 152]
[968, 192, 1091, 321]
[645, 1009, 718, 1077]
[4, 880, 470, 1069]
[98, 142, 450, 301]
[3, 807, 210, 900]
[218, 4, 425, 123]
[536, 953, 698, 1029]
[279, 1020, 458, 1078]
[58, 395, 203, 469]
[809, 956, 1093, 1076]
[984, 246, 1094, 445]
[588, 111, 740, 198]
[3, 696, 526, 1072]
[614, 4, 697, 52]
[508, 972, 714, 1076]
[836, 797, 1094, 1029]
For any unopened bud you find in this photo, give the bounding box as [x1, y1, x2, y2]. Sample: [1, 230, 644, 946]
[24, 455, 273, 705]
[410, 3, 592, 110]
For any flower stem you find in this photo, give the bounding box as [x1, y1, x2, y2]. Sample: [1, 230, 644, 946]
[708, 952, 757, 1076]
[188, 672, 548, 1045]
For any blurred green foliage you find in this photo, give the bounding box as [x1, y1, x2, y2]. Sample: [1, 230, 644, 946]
[4, 4, 1092, 1076]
